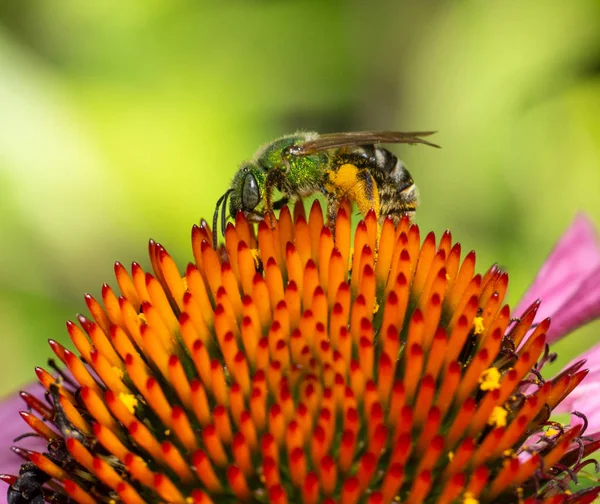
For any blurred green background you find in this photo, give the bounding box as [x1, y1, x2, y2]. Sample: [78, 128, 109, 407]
[1, 0, 599, 397]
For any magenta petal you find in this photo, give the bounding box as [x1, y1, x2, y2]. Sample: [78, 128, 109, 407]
[0, 384, 47, 477]
[514, 214, 600, 344]
[554, 341, 600, 432]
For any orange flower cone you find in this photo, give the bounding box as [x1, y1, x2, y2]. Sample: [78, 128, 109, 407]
[2, 200, 599, 504]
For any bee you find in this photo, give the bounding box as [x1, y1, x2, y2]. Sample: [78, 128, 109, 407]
[7, 459, 51, 504]
[213, 131, 439, 245]
[7, 440, 71, 504]
[7, 386, 86, 504]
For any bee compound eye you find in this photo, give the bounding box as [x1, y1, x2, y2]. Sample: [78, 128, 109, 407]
[242, 173, 260, 210]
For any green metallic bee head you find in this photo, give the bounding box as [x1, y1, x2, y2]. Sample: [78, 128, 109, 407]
[212, 135, 307, 247]
[213, 162, 266, 246]
[228, 163, 266, 218]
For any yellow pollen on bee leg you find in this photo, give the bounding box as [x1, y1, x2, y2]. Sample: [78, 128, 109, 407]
[488, 406, 508, 427]
[119, 393, 138, 414]
[328, 163, 381, 220]
[327, 164, 360, 195]
[479, 367, 501, 391]
[462, 492, 479, 504]
[545, 428, 560, 437]
[473, 316, 485, 335]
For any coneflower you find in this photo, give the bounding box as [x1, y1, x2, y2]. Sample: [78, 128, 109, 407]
[1, 200, 599, 504]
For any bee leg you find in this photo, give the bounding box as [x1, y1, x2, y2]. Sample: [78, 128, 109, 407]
[352, 167, 381, 219]
[326, 194, 340, 232]
[325, 163, 381, 221]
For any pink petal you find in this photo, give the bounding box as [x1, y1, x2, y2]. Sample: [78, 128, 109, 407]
[514, 214, 600, 344]
[554, 341, 600, 432]
[545, 265, 600, 342]
[0, 384, 47, 477]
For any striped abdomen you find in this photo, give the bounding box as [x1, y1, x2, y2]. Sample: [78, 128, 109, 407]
[335, 145, 419, 221]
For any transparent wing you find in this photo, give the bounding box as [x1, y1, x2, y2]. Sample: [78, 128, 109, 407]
[290, 131, 440, 156]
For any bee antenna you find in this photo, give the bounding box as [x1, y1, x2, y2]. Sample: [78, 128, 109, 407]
[213, 190, 230, 249]
[221, 189, 232, 238]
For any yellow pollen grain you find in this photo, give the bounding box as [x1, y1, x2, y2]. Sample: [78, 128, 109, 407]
[446, 273, 451, 281]
[373, 300, 380, 314]
[164, 429, 171, 436]
[448, 451, 454, 461]
[473, 316, 485, 335]
[119, 393, 138, 414]
[503, 449, 514, 457]
[186, 498, 194, 504]
[479, 367, 501, 391]
[565, 490, 571, 495]
[488, 406, 508, 427]
[138, 313, 147, 324]
[112, 366, 124, 379]
[463, 492, 479, 504]
[250, 248, 261, 268]
[181, 277, 188, 291]
[545, 428, 560, 437]
[109, 500, 116, 504]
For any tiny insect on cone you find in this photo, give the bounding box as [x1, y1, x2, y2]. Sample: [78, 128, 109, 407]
[1, 200, 599, 504]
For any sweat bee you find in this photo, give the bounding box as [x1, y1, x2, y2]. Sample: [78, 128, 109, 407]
[7, 386, 85, 504]
[213, 131, 439, 246]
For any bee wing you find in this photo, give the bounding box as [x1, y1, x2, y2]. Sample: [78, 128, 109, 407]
[290, 131, 440, 156]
